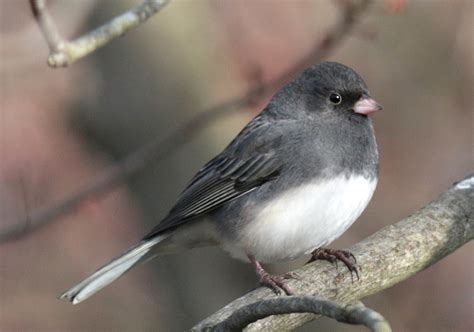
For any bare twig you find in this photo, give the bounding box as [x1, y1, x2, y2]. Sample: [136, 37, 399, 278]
[201, 297, 391, 332]
[193, 173, 474, 330]
[0, 0, 373, 243]
[30, 0, 170, 67]
[30, 0, 65, 53]
[0, 98, 248, 243]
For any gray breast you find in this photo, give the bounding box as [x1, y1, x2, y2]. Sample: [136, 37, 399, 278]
[212, 115, 378, 245]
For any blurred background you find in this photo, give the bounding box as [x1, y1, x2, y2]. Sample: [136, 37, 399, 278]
[0, 0, 472, 331]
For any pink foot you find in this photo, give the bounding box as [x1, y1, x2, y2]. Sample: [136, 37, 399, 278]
[309, 248, 359, 281]
[248, 255, 295, 295]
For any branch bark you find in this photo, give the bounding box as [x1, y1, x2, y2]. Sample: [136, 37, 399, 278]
[204, 297, 391, 332]
[30, 0, 170, 67]
[192, 173, 474, 331]
[0, 0, 373, 243]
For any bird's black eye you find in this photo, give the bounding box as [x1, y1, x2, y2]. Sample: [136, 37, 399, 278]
[329, 93, 342, 104]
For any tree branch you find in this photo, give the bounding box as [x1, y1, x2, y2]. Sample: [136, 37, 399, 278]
[202, 297, 391, 332]
[30, 0, 170, 67]
[193, 173, 474, 331]
[1, 0, 373, 243]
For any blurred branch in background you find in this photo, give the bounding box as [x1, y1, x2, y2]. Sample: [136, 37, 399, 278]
[29, 0, 170, 67]
[202, 297, 391, 332]
[0, 0, 374, 243]
[193, 174, 474, 331]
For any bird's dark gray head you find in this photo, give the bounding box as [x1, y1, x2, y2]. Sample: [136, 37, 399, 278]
[267, 61, 382, 119]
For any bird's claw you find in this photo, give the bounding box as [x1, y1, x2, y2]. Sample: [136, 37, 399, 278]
[308, 248, 360, 281]
[258, 272, 295, 295]
[282, 271, 301, 280]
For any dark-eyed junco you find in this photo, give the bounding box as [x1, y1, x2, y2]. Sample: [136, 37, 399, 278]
[60, 61, 382, 303]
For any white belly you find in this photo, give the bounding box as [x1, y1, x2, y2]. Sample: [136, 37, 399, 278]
[224, 174, 377, 263]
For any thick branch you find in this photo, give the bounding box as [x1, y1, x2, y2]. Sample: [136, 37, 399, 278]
[204, 297, 391, 332]
[30, 0, 170, 67]
[193, 173, 474, 331]
[1, 0, 373, 243]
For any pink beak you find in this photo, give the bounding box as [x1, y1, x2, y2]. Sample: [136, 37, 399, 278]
[354, 96, 383, 115]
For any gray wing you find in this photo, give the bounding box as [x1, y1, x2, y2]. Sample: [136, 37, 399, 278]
[143, 115, 282, 238]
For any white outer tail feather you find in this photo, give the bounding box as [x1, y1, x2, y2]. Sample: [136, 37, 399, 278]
[59, 235, 168, 304]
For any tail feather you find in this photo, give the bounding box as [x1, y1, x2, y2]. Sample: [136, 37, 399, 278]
[59, 235, 167, 304]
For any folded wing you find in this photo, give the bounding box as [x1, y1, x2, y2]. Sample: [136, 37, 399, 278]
[143, 114, 283, 238]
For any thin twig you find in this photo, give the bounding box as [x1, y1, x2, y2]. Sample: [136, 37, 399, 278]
[30, 0, 65, 52]
[30, 0, 170, 67]
[0, 98, 249, 243]
[0, 0, 373, 243]
[201, 297, 391, 332]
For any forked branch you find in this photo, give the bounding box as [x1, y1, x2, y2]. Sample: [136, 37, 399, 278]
[30, 0, 170, 67]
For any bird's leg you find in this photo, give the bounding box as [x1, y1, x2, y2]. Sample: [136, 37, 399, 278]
[308, 248, 359, 281]
[247, 255, 294, 295]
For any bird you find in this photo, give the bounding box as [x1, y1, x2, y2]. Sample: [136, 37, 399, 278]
[60, 61, 382, 304]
